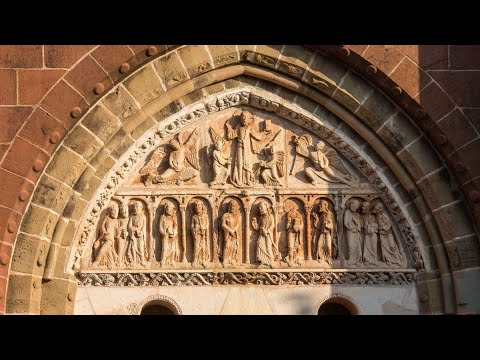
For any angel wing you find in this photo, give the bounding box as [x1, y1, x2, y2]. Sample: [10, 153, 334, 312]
[294, 134, 313, 158]
[209, 127, 223, 145]
[324, 148, 350, 176]
[276, 151, 285, 178]
[181, 127, 198, 146]
[225, 119, 237, 140]
[139, 146, 167, 175]
[186, 146, 200, 170]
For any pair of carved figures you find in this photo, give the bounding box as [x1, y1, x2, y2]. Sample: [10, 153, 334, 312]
[221, 200, 277, 268]
[159, 200, 210, 267]
[92, 201, 147, 268]
[344, 200, 403, 267]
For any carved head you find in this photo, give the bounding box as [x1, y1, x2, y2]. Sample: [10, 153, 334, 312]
[240, 111, 253, 126]
[133, 201, 143, 215]
[315, 141, 326, 151]
[120, 203, 129, 218]
[193, 200, 204, 214]
[169, 138, 181, 150]
[372, 202, 384, 214]
[349, 199, 360, 212]
[214, 138, 225, 150]
[259, 202, 269, 216]
[108, 203, 119, 219]
[361, 201, 370, 214]
[266, 146, 274, 156]
[227, 200, 238, 214]
[165, 201, 175, 216]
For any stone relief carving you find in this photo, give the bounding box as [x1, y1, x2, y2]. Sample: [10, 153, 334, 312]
[252, 200, 277, 268]
[116, 203, 129, 267]
[221, 200, 241, 266]
[126, 201, 148, 267]
[142, 128, 200, 186]
[344, 199, 363, 266]
[92, 202, 119, 269]
[293, 134, 359, 187]
[190, 200, 209, 267]
[373, 203, 405, 267]
[313, 199, 337, 265]
[77, 270, 416, 286]
[159, 200, 179, 266]
[74, 89, 425, 277]
[361, 201, 379, 267]
[284, 201, 304, 267]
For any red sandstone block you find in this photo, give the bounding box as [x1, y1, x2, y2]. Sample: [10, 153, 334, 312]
[91, 45, 137, 83]
[397, 45, 448, 70]
[450, 45, 480, 70]
[463, 108, 480, 133]
[0, 208, 21, 247]
[18, 69, 65, 105]
[0, 46, 42, 68]
[461, 177, 480, 216]
[128, 45, 168, 65]
[0, 145, 8, 160]
[1, 137, 50, 183]
[64, 56, 112, 104]
[0, 168, 34, 213]
[0, 241, 13, 277]
[128, 45, 150, 55]
[437, 109, 477, 150]
[18, 108, 67, 155]
[389, 58, 431, 98]
[362, 45, 405, 75]
[429, 71, 480, 108]
[345, 45, 368, 55]
[414, 82, 455, 122]
[0, 69, 16, 105]
[41, 80, 88, 129]
[0, 107, 33, 143]
[44, 45, 94, 68]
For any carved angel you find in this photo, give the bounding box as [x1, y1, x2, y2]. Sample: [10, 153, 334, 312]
[143, 128, 200, 186]
[257, 145, 285, 187]
[209, 127, 231, 186]
[225, 110, 271, 187]
[292, 134, 359, 187]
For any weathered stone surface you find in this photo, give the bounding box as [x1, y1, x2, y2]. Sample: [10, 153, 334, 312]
[104, 129, 135, 159]
[10, 233, 49, 276]
[82, 105, 122, 143]
[152, 52, 190, 90]
[6, 274, 42, 314]
[40, 278, 76, 314]
[31, 175, 72, 214]
[123, 66, 164, 107]
[177, 46, 213, 78]
[445, 235, 480, 271]
[20, 204, 58, 239]
[45, 146, 88, 188]
[434, 201, 477, 242]
[61, 221, 77, 247]
[207, 45, 239, 68]
[417, 168, 461, 210]
[377, 112, 421, 153]
[356, 89, 397, 131]
[397, 137, 443, 181]
[453, 267, 480, 313]
[102, 86, 140, 122]
[131, 117, 156, 140]
[308, 53, 349, 86]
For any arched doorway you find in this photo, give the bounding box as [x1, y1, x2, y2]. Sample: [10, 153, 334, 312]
[141, 302, 176, 315]
[317, 297, 358, 315]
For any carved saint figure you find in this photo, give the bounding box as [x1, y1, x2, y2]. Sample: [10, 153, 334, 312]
[258, 145, 285, 187]
[373, 203, 403, 266]
[221, 201, 240, 266]
[313, 201, 336, 265]
[92, 203, 119, 268]
[252, 202, 277, 267]
[191, 200, 209, 267]
[361, 201, 379, 266]
[143, 128, 200, 186]
[115, 203, 129, 266]
[344, 199, 362, 266]
[226, 110, 270, 187]
[293, 134, 358, 187]
[159, 201, 178, 267]
[126, 201, 147, 266]
[285, 203, 304, 266]
[209, 127, 231, 186]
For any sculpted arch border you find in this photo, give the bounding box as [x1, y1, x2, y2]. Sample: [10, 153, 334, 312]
[5, 45, 478, 314]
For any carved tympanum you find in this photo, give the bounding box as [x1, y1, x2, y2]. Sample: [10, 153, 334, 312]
[79, 101, 417, 276]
